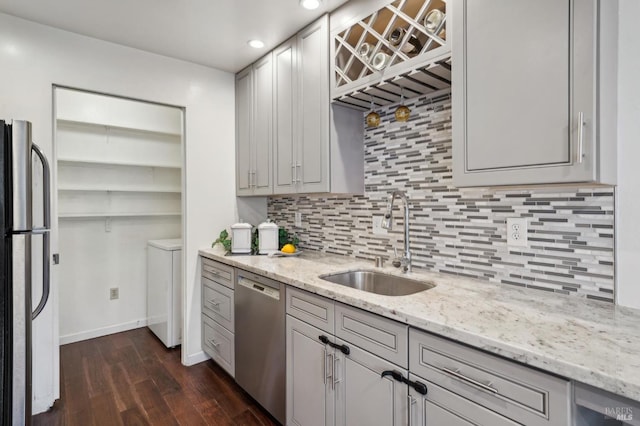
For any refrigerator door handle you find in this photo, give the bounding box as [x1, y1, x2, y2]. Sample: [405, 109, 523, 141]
[31, 142, 51, 320]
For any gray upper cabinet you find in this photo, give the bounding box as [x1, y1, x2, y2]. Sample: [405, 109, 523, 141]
[235, 67, 252, 194]
[452, 0, 618, 187]
[273, 38, 297, 194]
[297, 17, 331, 193]
[239, 14, 364, 197]
[272, 15, 364, 196]
[235, 54, 273, 196]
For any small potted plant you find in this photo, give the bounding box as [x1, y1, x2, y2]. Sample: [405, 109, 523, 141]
[212, 229, 231, 254]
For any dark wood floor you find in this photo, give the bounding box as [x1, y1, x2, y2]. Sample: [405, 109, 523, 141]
[33, 327, 280, 426]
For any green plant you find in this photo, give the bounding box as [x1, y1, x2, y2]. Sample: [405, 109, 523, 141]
[212, 229, 231, 253]
[251, 228, 260, 255]
[278, 227, 299, 249]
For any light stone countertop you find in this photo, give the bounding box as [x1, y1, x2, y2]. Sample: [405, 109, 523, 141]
[199, 248, 640, 402]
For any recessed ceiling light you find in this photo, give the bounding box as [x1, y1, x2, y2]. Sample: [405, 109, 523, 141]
[248, 40, 265, 49]
[300, 0, 321, 10]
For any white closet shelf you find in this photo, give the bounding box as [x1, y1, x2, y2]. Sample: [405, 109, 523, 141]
[58, 212, 182, 219]
[57, 157, 181, 169]
[56, 118, 182, 137]
[57, 186, 182, 193]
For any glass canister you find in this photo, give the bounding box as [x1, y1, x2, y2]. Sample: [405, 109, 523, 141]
[258, 220, 279, 254]
[231, 222, 252, 254]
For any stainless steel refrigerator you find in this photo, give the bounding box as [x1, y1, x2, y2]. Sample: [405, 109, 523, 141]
[1, 120, 51, 425]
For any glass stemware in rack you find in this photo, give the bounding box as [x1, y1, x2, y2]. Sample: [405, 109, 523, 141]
[334, 0, 447, 89]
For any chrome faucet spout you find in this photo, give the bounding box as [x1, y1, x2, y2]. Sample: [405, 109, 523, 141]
[380, 190, 411, 272]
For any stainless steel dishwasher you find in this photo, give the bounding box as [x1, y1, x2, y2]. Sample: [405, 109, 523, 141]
[234, 269, 285, 424]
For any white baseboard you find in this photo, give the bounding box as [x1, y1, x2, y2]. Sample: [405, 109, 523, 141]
[183, 350, 210, 366]
[59, 318, 148, 345]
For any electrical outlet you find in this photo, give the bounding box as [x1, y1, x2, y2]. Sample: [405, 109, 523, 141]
[506, 218, 528, 247]
[110, 288, 119, 300]
[372, 216, 388, 235]
[294, 212, 302, 227]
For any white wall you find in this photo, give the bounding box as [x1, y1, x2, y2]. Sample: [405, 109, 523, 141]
[616, 0, 640, 310]
[0, 12, 237, 413]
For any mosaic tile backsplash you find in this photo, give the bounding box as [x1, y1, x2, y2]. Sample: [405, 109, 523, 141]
[268, 93, 615, 302]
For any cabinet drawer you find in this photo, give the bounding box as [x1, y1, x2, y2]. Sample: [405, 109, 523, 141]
[201, 258, 234, 289]
[202, 277, 234, 332]
[202, 315, 235, 377]
[409, 374, 519, 426]
[286, 287, 334, 334]
[410, 329, 570, 426]
[335, 303, 408, 369]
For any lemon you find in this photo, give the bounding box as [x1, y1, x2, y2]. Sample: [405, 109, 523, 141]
[281, 244, 296, 254]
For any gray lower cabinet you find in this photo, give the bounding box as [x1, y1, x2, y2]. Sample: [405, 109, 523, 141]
[408, 375, 519, 426]
[334, 338, 407, 426]
[286, 288, 408, 426]
[201, 258, 235, 377]
[286, 315, 333, 426]
[410, 328, 571, 426]
[452, 0, 617, 186]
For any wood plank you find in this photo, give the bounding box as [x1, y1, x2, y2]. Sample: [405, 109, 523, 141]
[143, 354, 181, 395]
[135, 379, 179, 426]
[120, 407, 150, 426]
[193, 400, 234, 426]
[33, 328, 279, 426]
[231, 409, 265, 426]
[89, 393, 124, 426]
[104, 363, 141, 412]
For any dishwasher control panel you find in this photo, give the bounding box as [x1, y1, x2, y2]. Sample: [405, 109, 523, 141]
[238, 276, 280, 300]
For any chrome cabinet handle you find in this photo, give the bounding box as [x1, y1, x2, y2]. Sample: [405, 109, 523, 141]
[326, 352, 334, 385]
[296, 164, 301, 183]
[252, 170, 257, 187]
[247, 170, 252, 188]
[333, 356, 340, 389]
[323, 348, 327, 384]
[208, 339, 220, 349]
[291, 164, 296, 185]
[577, 112, 585, 164]
[408, 395, 416, 426]
[441, 367, 498, 394]
[207, 299, 220, 307]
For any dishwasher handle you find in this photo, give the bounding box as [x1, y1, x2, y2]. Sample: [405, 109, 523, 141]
[237, 276, 281, 300]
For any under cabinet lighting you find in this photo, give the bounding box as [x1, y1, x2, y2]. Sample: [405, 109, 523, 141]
[248, 40, 265, 49]
[300, 0, 321, 10]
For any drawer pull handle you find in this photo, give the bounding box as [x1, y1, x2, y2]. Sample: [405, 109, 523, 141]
[208, 339, 220, 349]
[207, 299, 220, 307]
[381, 370, 428, 396]
[318, 335, 350, 355]
[441, 367, 498, 395]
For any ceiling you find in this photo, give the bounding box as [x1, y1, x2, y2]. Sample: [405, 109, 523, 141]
[0, 0, 349, 72]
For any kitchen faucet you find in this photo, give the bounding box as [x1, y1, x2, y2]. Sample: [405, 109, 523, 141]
[381, 190, 411, 273]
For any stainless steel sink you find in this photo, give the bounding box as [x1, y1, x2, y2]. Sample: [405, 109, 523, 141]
[319, 270, 434, 296]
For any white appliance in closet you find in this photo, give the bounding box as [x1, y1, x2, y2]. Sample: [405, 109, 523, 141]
[147, 239, 182, 347]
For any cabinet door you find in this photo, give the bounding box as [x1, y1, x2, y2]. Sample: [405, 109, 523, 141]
[273, 38, 297, 194]
[452, 0, 597, 186]
[252, 53, 273, 195]
[235, 66, 253, 195]
[409, 375, 519, 426]
[286, 315, 334, 426]
[297, 15, 330, 193]
[335, 338, 407, 426]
